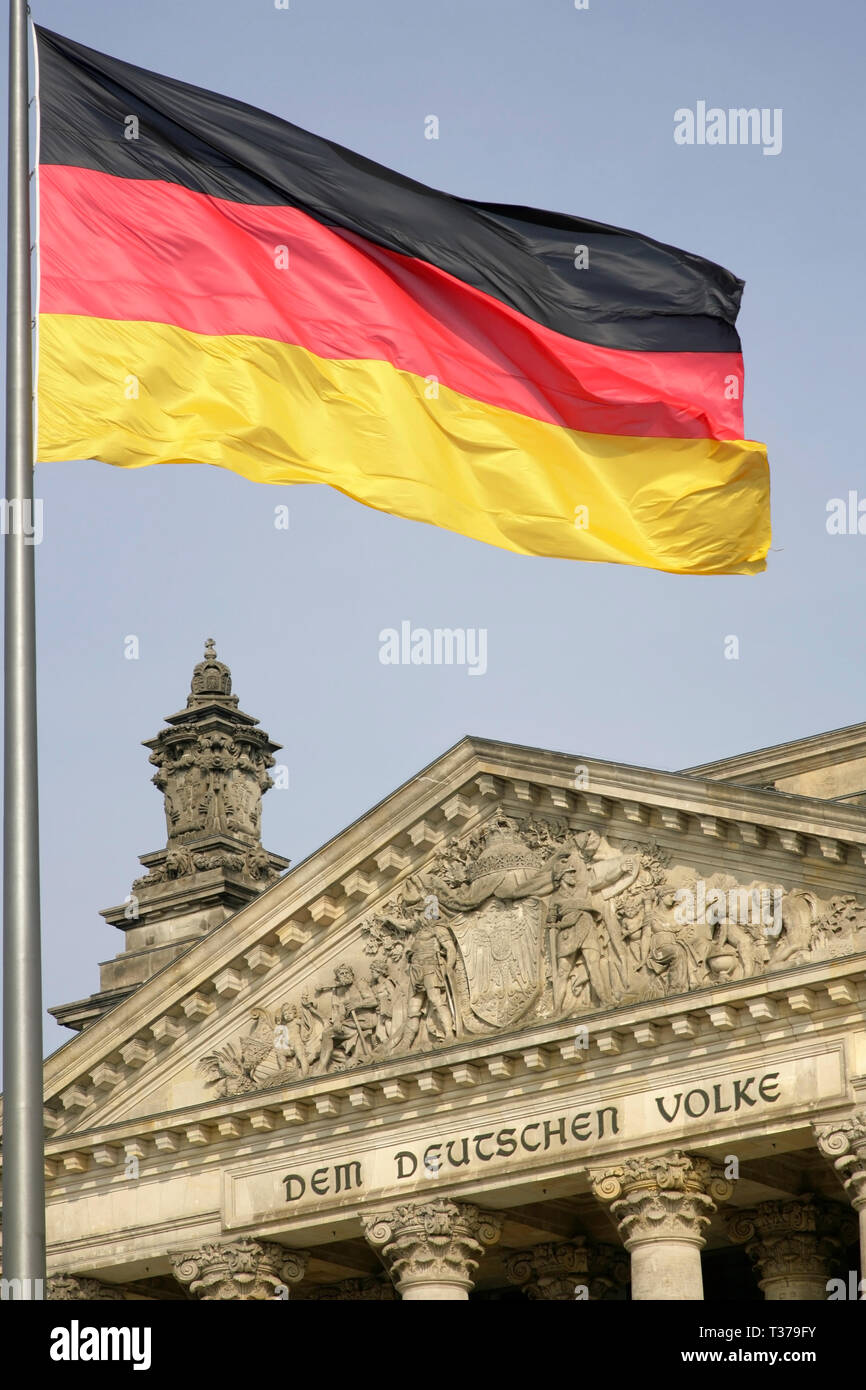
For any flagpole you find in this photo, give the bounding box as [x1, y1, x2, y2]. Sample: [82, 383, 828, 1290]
[3, 0, 45, 1296]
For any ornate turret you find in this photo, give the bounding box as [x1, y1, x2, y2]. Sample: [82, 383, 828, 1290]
[146, 638, 277, 858]
[50, 643, 290, 1032]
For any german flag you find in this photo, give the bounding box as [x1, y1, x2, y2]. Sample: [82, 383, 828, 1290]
[35, 27, 770, 574]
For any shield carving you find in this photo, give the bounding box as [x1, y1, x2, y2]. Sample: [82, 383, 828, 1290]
[448, 896, 546, 1028]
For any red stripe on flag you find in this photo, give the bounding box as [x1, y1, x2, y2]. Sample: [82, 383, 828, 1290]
[39, 166, 745, 441]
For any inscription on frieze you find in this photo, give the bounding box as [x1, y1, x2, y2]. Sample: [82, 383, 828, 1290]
[222, 1055, 843, 1226]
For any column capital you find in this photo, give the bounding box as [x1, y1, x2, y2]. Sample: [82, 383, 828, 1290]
[814, 1111, 866, 1210]
[591, 1151, 733, 1247]
[505, 1239, 589, 1300]
[169, 1238, 308, 1300]
[362, 1198, 502, 1298]
[47, 1274, 126, 1301]
[727, 1197, 848, 1299]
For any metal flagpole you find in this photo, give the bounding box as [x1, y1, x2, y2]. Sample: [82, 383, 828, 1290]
[3, 0, 44, 1295]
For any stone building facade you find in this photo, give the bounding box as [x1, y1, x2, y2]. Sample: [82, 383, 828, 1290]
[4, 646, 866, 1300]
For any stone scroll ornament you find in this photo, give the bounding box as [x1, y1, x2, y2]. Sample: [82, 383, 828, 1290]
[814, 1111, 866, 1210]
[505, 1240, 588, 1301]
[362, 1200, 502, 1297]
[197, 809, 866, 1096]
[726, 1197, 851, 1299]
[169, 1239, 309, 1300]
[505, 1239, 629, 1301]
[591, 1154, 734, 1235]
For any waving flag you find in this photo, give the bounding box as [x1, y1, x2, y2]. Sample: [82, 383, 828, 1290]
[35, 27, 770, 573]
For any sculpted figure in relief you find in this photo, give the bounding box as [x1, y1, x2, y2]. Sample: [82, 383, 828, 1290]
[307, 964, 380, 1071]
[642, 889, 706, 994]
[198, 1012, 274, 1096]
[193, 807, 866, 1096]
[387, 915, 459, 1052]
[545, 844, 628, 1010]
[273, 1002, 311, 1078]
[771, 890, 822, 966]
[368, 960, 396, 1047]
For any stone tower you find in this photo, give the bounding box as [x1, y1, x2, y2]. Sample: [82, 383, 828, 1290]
[51, 642, 290, 1031]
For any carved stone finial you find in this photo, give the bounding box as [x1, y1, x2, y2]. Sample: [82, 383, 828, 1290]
[169, 1239, 308, 1300]
[188, 638, 235, 707]
[727, 1197, 847, 1300]
[362, 1199, 502, 1300]
[814, 1112, 866, 1210]
[47, 1274, 126, 1301]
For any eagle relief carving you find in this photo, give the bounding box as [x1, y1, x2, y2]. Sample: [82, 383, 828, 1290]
[197, 808, 866, 1098]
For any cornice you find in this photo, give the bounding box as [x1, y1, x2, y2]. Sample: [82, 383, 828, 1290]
[27, 950, 866, 1188]
[681, 720, 866, 785]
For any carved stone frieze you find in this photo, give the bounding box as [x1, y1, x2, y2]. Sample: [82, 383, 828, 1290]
[134, 842, 279, 889]
[47, 1274, 126, 1301]
[362, 1199, 502, 1297]
[194, 807, 866, 1096]
[169, 1238, 308, 1300]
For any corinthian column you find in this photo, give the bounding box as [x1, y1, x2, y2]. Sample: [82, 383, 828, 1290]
[814, 1112, 866, 1284]
[727, 1198, 843, 1300]
[169, 1239, 308, 1300]
[591, 1152, 733, 1301]
[362, 1199, 502, 1300]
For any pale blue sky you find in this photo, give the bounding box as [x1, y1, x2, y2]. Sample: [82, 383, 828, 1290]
[2, 0, 865, 1057]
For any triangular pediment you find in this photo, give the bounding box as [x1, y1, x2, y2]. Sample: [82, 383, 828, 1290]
[682, 717, 866, 803]
[32, 736, 866, 1146]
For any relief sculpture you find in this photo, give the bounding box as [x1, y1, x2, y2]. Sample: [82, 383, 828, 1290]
[198, 807, 866, 1097]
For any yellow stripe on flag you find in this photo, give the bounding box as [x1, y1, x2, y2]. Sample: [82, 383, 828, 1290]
[38, 314, 770, 574]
